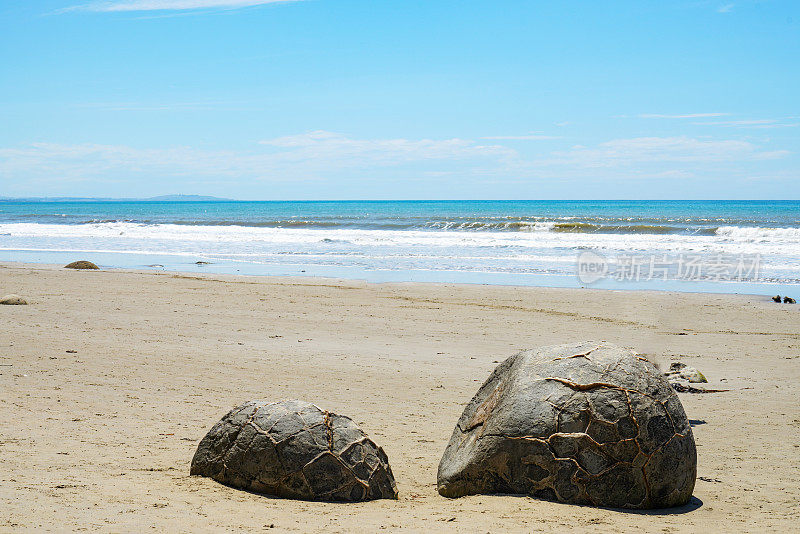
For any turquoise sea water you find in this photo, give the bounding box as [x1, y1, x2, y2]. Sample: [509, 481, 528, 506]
[1, 200, 799, 295]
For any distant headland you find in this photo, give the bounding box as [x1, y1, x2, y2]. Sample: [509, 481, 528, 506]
[0, 195, 232, 202]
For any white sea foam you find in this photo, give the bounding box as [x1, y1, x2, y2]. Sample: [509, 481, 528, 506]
[715, 225, 800, 243]
[2, 221, 800, 252]
[2, 221, 800, 280]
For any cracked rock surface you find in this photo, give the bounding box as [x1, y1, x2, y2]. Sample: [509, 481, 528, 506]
[437, 341, 696, 508]
[190, 399, 398, 502]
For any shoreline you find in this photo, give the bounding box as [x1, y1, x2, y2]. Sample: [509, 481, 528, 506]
[0, 258, 782, 299]
[2, 251, 797, 297]
[1, 262, 798, 531]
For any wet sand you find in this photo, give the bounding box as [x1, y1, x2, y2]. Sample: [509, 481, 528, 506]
[1, 262, 798, 532]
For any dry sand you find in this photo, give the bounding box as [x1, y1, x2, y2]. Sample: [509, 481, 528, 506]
[1, 262, 798, 532]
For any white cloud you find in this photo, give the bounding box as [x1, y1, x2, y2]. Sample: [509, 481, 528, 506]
[693, 118, 800, 129]
[67, 0, 300, 12]
[717, 3, 734, 13]
[480, 134, 561, 141]
[0, 132, 517, 182]
[258, 130, 517, 166]
[637, 113, 730, 119]
[72, 100, 251, 111]
[1, 133, 790, 188]
[636, 114, 799, 128]
[540, 136, 788, 168]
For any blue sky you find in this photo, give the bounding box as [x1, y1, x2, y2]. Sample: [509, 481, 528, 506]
[1, 0, 798, 199]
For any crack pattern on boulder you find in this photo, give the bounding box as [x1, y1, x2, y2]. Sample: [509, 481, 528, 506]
[190, 400, 398, 502]
[437, 342, 696, 509]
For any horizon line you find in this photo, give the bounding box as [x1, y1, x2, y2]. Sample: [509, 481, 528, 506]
[3, 197, 800, 202]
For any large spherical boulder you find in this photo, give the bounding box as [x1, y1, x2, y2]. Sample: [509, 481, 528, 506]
[191, 400, 398, 502]
[0, 294, 27, 305]
[64, 261, 99, 270]
[437, 342, 696, 509]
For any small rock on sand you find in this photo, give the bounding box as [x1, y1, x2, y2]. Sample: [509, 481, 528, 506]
[671, 383, 729, 394]
[64, 261, 99, 270]
[665, 362, 707, 383]
[0, 294, 27, 305]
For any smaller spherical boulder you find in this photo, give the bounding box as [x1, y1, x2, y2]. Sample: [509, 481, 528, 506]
[0, 294, 27, 305]
[64, 261, 99, 270]
[191, 400, 398, 502]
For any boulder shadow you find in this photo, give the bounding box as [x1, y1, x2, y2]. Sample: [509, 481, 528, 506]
[605, 495, 704, 516]
[486, 494, 704, 515]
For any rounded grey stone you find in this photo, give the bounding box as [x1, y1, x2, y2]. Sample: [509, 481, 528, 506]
[0, 294, 27, 305]
[64, 261, 99, 270]
[437, 341, 697, 509]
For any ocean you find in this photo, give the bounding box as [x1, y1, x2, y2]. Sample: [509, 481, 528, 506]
[1, 200, 799, 295]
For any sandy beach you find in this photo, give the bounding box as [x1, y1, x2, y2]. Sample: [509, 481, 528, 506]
[1, 261, 798, 532]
